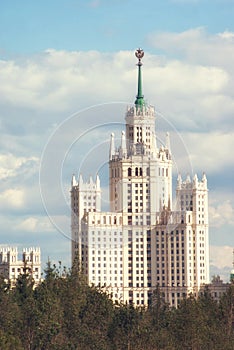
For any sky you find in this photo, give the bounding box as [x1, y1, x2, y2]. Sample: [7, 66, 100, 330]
[0, 0, 233, 281]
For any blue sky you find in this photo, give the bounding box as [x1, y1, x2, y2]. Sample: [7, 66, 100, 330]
[1, 0, 234, 54]
[0, 0, 234, 280]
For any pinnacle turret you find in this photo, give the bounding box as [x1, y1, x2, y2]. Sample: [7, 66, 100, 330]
[120, 130, 127, 159]
[165, 132, 171, 153]
[109, 132, 115, 160]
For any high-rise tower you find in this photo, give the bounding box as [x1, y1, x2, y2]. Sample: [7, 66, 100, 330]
[71, 49, 209, 307]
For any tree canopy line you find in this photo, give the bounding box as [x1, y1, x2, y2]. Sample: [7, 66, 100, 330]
[0, 260, 233, 350]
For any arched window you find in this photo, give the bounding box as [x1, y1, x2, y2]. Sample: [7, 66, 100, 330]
[128, 168, 132, 177]
[146, 167, 150, 176]
[140, 168, 143, 176]
[135, 168, 138, 176]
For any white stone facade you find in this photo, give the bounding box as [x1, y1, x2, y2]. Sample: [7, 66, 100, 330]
[0, 247, 41, 287]
[71, 51, 209, 307]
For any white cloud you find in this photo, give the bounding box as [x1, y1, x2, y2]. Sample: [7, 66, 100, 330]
[0, 50, 134, 113]
[0, 153, 39, 181]
[209, 245, 233, 282]
[0, 188, 25, 209]
[210, 245, 233, 269]
[145, 60, 228, 96]
[209, 200, 234, 228]
[182, 131, 234, 174]
[0, 154, 40, 214]
[0, 184, 42, 216]
[16, 216, 54, 232]
[147, 27, 234, 68]
[219, 30, 234, 40]
[208, 190, 234, 252]
[0, 39, 233, 135]
[145, 30, 234, 133]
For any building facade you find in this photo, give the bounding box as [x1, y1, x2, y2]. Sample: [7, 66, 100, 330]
[71, 49, 209, 307]
[199, 275, 230, 302]
[0, 247, 41, 287]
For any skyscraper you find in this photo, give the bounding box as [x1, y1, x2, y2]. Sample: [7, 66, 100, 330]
[71, 49, 209, 307]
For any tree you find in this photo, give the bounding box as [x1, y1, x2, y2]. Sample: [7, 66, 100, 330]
[219, 283, 234, 349]
[196, 286, 222, 349]
[108, 303, 142, 350]
[146, 286, 173, 349]
[0, 276, 22, 346]
[12, 271, 38, 350]
[0, 329, 23, 350]
[31, 260, 66, 349]
[169, 295, 203, 349]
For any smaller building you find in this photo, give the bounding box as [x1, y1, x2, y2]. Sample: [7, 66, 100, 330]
[0, 246, 41, 287]
[230, 269, 234, 283]
[199, 275, 230, 302]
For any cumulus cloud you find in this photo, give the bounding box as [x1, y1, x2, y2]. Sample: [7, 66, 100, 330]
[210, 245, 233, 269]
[16, 216, 54, 232]
[0, 36, 233, 134]
[0, 153, 39, 181]
[0, 50, 133, 114]
[147, 27, 234, 67]
[146, 29, 234, 130]
[181, 131, 234, 174]
[0, 153, 40, 215]
[0, 188, 25, 209]
[209, 200, 234, 228]
[0, 186, 42, 219]
[208, 188, 234, 251]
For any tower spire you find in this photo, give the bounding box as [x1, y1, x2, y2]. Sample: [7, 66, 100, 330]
[135, 48, 145, 108]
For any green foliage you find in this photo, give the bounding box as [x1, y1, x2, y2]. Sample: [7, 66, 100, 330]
[108, 303, 142, 349]
[0, 329, 23, 350]
[219, 284, 234, 349]
[0, 266, 233, 350]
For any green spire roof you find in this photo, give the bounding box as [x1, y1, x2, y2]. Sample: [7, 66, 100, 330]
[134, 48, 145, 107]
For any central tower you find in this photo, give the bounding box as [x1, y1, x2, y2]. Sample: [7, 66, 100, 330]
[109, 48, 172, 218]
[108, 49, 172, 304]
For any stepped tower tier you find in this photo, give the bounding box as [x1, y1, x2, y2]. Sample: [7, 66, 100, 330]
[109, 49, 172, 214]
